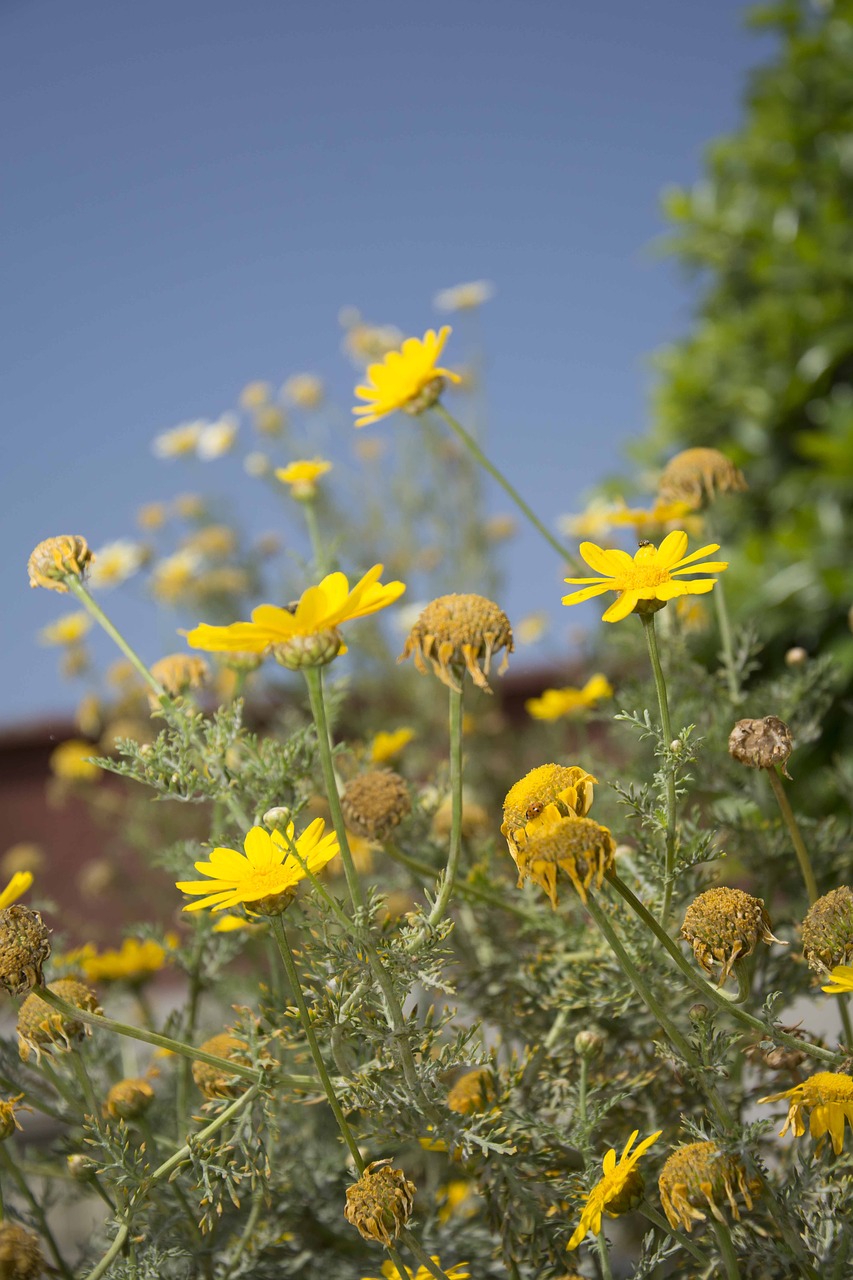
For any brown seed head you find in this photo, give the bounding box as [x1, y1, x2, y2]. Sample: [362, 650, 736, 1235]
[509, 811, 615, 909]
[680, 887, 782, 986]
[104, 1077, 155, 1121]
[802, 887, 853, 976]
[0, 1222, 45, 1280]
[343, 1159, 416, 1245]
[658, 448, 747, 508]
[658, 1141, 757, 1233]
[27, 536, 93, 592]
[192, 1033, 250, 1099]
[341, 770, 411, 841]
[400, 593, 513, 693]
[728, 716, 793, 777]
[447, 1068, 497, 1115]
[17, 979, 102, 1063]
[0, 907, 52, 997]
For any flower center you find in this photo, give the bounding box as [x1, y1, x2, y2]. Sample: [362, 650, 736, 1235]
[805, 1071, 853, 1104]
[620, 563, 671, 591]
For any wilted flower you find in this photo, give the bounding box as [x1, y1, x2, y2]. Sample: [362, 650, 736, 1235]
[28, 536, 93, 592]
[0, 905, 51, 996]
[400, 593, 513, 693]
[659, 1141, 756, 1232]
[341, 771, 411, 841]
[658, 447, 747, 508]
[728, 716, 793, 777]
[562, 531, 727, 624]
[0, 1222, 44, 1279]
[525, 674, 613, 721]
[802, 887, 853, 976]
[344, 1159, 416, 1245]
[104, 1077, 155, 1120]
[18, 979, 102, 1062]
[567, 1130, 661, 1250]
[192, 1033, 251, 1099]
[149, 653, 209, 704]
[680, 887, 782, 986]
[509, 809, 615, 908]
[353, 327, 461, 427]
[0, 1094, 26, 1141]
[760, 1072, 853, 1155]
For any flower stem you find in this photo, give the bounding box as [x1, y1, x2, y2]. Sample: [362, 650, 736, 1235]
[397, 1230, 453, 1280]
[607, 871, 843, 1066]
[303, 666, 364, 910]
[0, 1145, 74, 1279]
[302, 498, 333, 576]
[639, 1204, 708, 1267]
[269, 916, 364, 1170]
[431, 403, 572, 563]
[383, 840, 537, 923]
[711, 1217, 742, 1280]
[585, 896, 733, 1130]
[765, 765, 819, 905]
[34, 987, 262, 1084]
[713, 576, 742, 704]
[65, 577, 167, 700]
[640, 612, 678, 924]
[595, 1230, 615, 1280]
[428, 685, 464, 928]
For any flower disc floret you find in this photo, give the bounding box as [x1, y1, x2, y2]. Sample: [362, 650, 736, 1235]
[567, 1129, 661, 1250]
[510, 810, 615, 908]
[399, 593, 513, 693]
[184, 565, 405, 666]
[353, 327, 461, 426]
[562, 531, 728, 624]
[759, 1071, 853, 1155]
[680, 887, 781, 986]
[176, 820, 339, 915]
[659, 1141, 756, 1232]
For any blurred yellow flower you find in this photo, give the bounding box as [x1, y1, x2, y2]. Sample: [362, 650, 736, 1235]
[212, 913, 267, 934]
[558, 498, 621, 540]
[239, 381, 272, 410]
[434, 280, 494, 311]
[567, 1130, 661, 1250]
[136, 502, 168, 531]
[515, 612, 549, 645]
[49, 740, 100, 783]
[608, 498, 701, 536]
[197, 415, 238, 460]
[0, 872, 34, 910]
[173, 493, 207, 520]
[244, 451, 271, 477]
[274, 458, 332, 500]
[150, 550, 202, 603]
[152, 421, 205, 459]
[254, 404, 286, 436]
[69, 937, 171, 984]
[176, 820, 339, 914]
[38, 612, 92, 647]
[562, 531, 728, 624]
[362, 1261, 469, 1280]
[185, 565, 405, 662]
[183, 524, 237, 559]
[526, 674, 613, 721]
[282, 373, 324, 410]
[88, 540, 146, 590]
[353, 327, 461, 427]
[484, 513, 517, 542]
[370, 727, 415, 765]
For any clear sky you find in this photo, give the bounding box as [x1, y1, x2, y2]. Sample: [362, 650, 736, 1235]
[1, 0, 771, 726]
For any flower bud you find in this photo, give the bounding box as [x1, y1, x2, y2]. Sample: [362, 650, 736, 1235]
[272, 628, 343, 670]
[67, 1153, 98, 1180]
[263, 806, 292, 831]
[574, 1029, 604, 1060]
[27, 536, 93, 592]
[728, 716, 793, 777]
[785, 647, 808, 667]
[344, 1159, 416, 1245]
[104, 1077, 155, 1121]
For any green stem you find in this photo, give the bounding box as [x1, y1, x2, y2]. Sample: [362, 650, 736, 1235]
[0, 1146, 74, 1279]
[596, 1230, 615, 1280]
[303, 666, 364, 909]
[607, 871, 843, 1066]
[176, 932, 207, 1139]
[639, 1205, 708, 1267]
[34, 988, 262, 1084]
[269, 917, 364, 1170]
[431, 404, 572, 563]
[711, 1217, 742, 1280]
[302, 499, 332, 575]
[397, 1230, 453, 1280]
[66, 578, 167, 701]
[836, 993, 853, 1052]
[713, 576, 742, 704]
[68, 1053, 101, 1124]
[84, 1086, 259, 1280]
[427, 686, 464, 928]
[640, 612, 678, 923]
[585, 896, 733, 1130]
[765, 766, 819, 905]
[383, 841, 536, 923]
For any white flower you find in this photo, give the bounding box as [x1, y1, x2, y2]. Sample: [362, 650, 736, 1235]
[89, 540, 146, 591]
[197, 415, 238, 460]
[434, 280, 494, 312]
[152, 420, 206, 459]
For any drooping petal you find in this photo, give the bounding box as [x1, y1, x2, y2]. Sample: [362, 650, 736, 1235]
[670, 560, 728, 576]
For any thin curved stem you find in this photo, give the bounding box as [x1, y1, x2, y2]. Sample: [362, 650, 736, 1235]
[713, 576, 742, 704]
[431, 404, 572, 563]
[765, 766, 819, 905]
[640, 612, 677, 923]
[711, 1218, 742, 1280]
[303, 666, 364, 909]
[639, 1205, 708, 1267]
[427, 686, 463, 928]
[66, 577, 167, 700]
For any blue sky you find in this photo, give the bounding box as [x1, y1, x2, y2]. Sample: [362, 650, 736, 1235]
[1, 0, 771, 725]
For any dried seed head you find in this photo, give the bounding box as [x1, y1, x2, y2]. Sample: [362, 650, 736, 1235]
[344, 1159, 416, 1244]
[103, 1077, 155, 1121]
[400, 593, 513, 693]
[802, 887, 853, 976]
[658, 448, 747, 508]
[659, 1141, 757, 1233]
[341, 770, 411, 841]
[446, 1068, 496, 1115]
[0, 1222, 45, 1279]
[17, 979, 102, 1063]
[27, 536, 93, 593]
[509, 810, 615, 909]
[149, 653, 209, 705]
[192, 1033, 250, 1099]
[0, 906, 52, 997]
[502, 764, 596, 852]
[680, 887, 782, 986]
[728, 716, 793, 777]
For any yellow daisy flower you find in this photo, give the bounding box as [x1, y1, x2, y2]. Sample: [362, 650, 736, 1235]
[274, 458, 332, 499]
[184, 565, 405, 668]
[73, 937, 171, 984]
[353, 327, 461, 427]
[362, 1261, 469, 1280]
[0, 872, 33, 911]
[562, 530, 728, 624]
[49, 740, 101, 783]
[369, 727, 415, 765]
[37, 612, 92, 647]
[176, 820, 339, 914]
[88, 540, 146, 590]
[567, 1129, 662, 1250]
[822, 965, 853, 994]
[759, 1071, 853, 1155]
[526, 674, 613, 721]
[152, 421, 205, 459]
[434, 280, 494, 312]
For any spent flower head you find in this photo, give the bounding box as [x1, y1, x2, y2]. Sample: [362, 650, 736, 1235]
[680, 887, 782, 986]
[659, 1141, 756, 1232]
[0, 904, 51, 997]
[562, 531, 727, 623]
[17, 979, 102, 1063]
[567, 1129, 661, 1250]
[344, 1159, 415, 1245]
[0, 1222, 44, 1280]
[510, 810, 615, 909]
[28, 536, 93, 592]
[658, 447, 747, 508]
[193, 1033, 251, 1099]
[399, 593, 512, 693]
[353, 327, 461, 427]
[802, 887, 853, 975]
[728, 716, 793, 777]
[341, 770, 411, 842]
